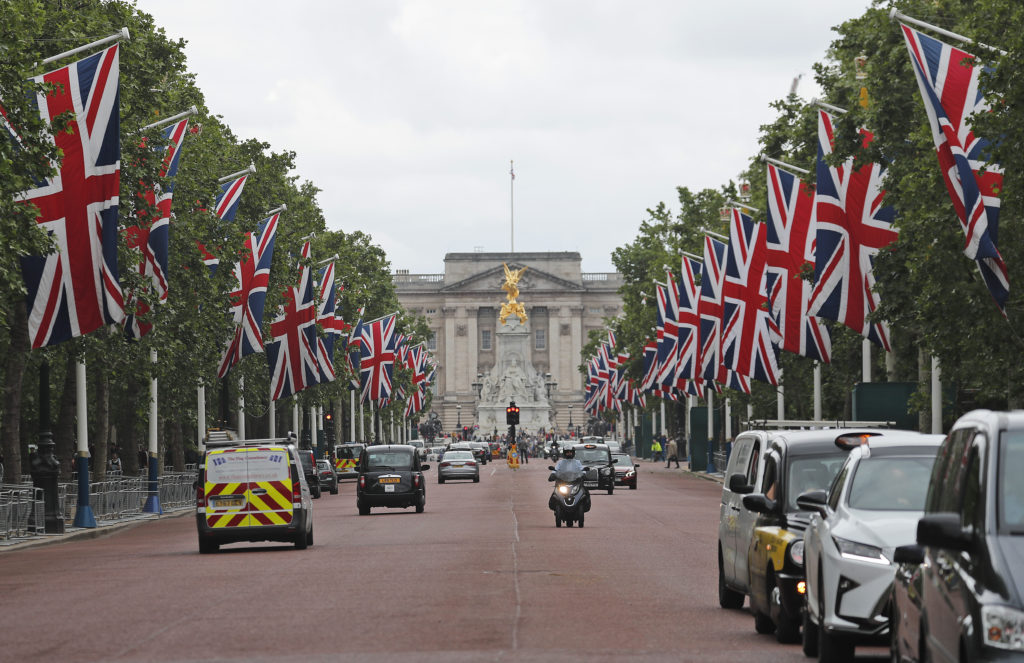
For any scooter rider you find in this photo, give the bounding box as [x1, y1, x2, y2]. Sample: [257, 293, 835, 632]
[554, 446, 583, 474]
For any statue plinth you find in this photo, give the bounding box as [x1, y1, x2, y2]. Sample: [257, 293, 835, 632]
[476, 318, 551, 432]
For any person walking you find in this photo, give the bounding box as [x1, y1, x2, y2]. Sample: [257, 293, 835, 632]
[650, 437, 662, 463]
[665, 437, 680, 468]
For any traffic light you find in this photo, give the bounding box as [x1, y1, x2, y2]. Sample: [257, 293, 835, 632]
[505, 402, 520, 425]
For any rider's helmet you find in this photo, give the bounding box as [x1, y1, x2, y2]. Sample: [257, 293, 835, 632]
[562, 447, 575, 459]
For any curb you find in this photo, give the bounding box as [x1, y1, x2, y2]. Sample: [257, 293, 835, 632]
[0, 507, 192, 553]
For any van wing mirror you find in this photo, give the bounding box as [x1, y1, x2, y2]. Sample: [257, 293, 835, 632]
[728, 473, 753, 494]
[741, 493, 776, 514]
[795, 489, 829, 515]
[917, 513, 972, 551]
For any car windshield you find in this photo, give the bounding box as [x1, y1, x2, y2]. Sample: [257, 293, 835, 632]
[999, 430, 1024, 533]
[444, 451, 474, 461]
[576, 448, 609, 464]
[612, 455, 633, 467]
[299, 454, 314, 470]
[317, 461, 330, 470]
[786, 455, 846, 511]
[847, 456, 936, 511]
[366, 450, 414, 470]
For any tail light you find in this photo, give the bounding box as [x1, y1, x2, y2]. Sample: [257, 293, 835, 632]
[467, 461, 477, 467]
[359, 475, 366, 490]
[292, 477, 301, 502]
[439, 462, 450, 468]
[196, 482, 206, 507]
[413, 474, 421, 488]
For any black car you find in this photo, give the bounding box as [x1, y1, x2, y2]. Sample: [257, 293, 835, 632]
[356, 444, 430, 515]
[297, 448, 321, 498]
[316, 459, 338, 495]
[574, 443, 615, 495]
[469, 442, 490, 465]
[890, 410, 1024, 663]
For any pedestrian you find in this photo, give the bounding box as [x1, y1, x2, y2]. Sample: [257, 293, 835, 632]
[665, 437, 680, 468]
[109, 451, 122, 474]
[650, 437, 662, 463]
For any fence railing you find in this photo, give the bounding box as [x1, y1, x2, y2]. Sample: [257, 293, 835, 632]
[1, 471, 196, 542]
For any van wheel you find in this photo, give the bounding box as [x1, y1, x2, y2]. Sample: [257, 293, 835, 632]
[718, 550, 745, 609]
[294, 529, 308, 550]
[416, 496, 425, 513]
[198, 538, 218, 554]
[330, 484, 338, 495]
[306, 527, 313, 546]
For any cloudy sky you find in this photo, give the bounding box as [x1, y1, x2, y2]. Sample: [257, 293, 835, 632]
[136, 1, 870, 274]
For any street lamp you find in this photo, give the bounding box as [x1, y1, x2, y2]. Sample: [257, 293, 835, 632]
[456, 404, 462, 435]
[568, 404, 574, 437]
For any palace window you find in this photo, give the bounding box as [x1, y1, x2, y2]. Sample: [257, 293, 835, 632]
[427, 332, 437, 351]
[481, 329, 492, 351]
[535, 328, 546, 351]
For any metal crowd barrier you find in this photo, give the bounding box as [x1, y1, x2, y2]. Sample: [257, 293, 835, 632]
[0, 484, 45, 540]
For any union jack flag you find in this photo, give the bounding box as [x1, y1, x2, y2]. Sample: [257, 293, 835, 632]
[197, 173, 250, 274]
[18, 44, 124, 348]
[697, 236, 750, 393]
[346, 310, 365, 390]
[808, 110, 898, 350]
[764, 163, 831, 362]
[901, 24, 1009, 312]
[124, 117, 191, 339]
[314, 262, 345, 383]
[674, 257, 702, 384]
[655, 280, 680, 388]
[267, 241, 320, 400]
[721, 209, 779, 385]
[359, 313, 398, 404]
[639, 339, 659, 393]
[404, 344, 427, 418]
[217, 214, 280, 377]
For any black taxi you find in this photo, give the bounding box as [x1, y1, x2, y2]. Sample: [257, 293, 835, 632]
[356, 444, 430, 515]
[573, 442, 616, 495]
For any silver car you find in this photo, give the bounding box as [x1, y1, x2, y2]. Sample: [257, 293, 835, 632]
[437, 450, 479, 484]
[800, 432, 942, 662]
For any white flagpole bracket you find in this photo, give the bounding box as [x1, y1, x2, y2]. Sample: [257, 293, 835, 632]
[726, 199, 760, 213]
[681, 250, 702, 261]
[264, 204, 287, 216]
[41, 27, 130, 66]
[761, 155, 810, 176]
[317, 253, 340, 265]
[889, 9, 1006, 56]
[811, 98, 848, 115]
[138, 105, 198, 133]
[699, 227, 728, 241]
[218, 164, 256, 183]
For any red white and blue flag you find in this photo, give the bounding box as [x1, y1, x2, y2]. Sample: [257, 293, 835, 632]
[639, 339, 659, 393]
[358, 313, 398, 404]
[698, 236, 750, 393]
[267, 241, 320, 400]
[674, 257, 702, 384]
[901, 24, 1009, 312]
[198, 173, 250, 274]
[124, 117, 191, 339]
[314, 261, 345, 383]
[808, 110, 898, 350]
[217, 213, 280, 377]
[764, 163, 831, 362]
[721, 209, 779, 385]
[18, 44, 124, 348]
[655, 279, 680, 389]
[346, 309, 365, 390]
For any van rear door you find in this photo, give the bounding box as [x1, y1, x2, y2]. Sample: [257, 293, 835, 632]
[205, 446, 293, 529]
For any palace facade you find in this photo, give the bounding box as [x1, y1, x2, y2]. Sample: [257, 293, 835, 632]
[393, 252, 623, 435]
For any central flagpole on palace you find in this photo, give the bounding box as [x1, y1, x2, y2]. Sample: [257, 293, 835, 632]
[510, 160, 515, 252]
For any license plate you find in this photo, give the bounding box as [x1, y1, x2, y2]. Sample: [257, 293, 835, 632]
[584, 482, 597, 488]
[384, 485, 395, 493]
[379, 477, 400, 484]
[452, 463, 464, 468]
[218, 497, 244, 507]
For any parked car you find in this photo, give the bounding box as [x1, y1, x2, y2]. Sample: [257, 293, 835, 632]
[437, 450, 479, 483]
[611, 453, 638, 489]
[195, 437, 313, 553]
[316, 459, 339, 495]
[297, 448, 321, 498]
[356, 444, 429, 515]
[574, 443, 615, 495]
[333, 443, 365, 482]
[799, 432, 942, 661]
[889, 410, 1024, 663]
[719, 428, 904, 643]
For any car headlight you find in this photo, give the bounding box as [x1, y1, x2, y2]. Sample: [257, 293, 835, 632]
[789, 540, 805, 567]
[832, 536, 888, 565]
[599, 467, 611, 475]
[982, 605, 1024, 651]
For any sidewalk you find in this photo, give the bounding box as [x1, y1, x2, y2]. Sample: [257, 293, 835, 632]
[0, 506, 192, 553]
[631, 456, 725, 484]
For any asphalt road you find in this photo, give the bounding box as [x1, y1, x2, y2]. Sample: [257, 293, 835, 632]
[0, 457, 887, 662]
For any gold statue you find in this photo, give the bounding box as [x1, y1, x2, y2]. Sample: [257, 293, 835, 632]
[499, 263, 528, 325]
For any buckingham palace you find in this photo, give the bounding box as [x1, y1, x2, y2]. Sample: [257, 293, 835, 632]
[393, 252, 623, 436]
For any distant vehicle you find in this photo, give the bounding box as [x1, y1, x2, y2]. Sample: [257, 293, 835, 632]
[408, 439, 427, 461]
[800, 432, 942, 661]
[889, 410, 1024, 663]
[437, 450, 479, 483]
[333, 443, 365, 482]
[574, 443, 615, 495]
[195, 437, 313, 553]
[611, 453, 638, 489]
[468, 442, 490, 465]
[603, 439, 623, 454]
[316, 459, 339, 495]
[356, 444, 430, 515]
[297, 448, 322, 499]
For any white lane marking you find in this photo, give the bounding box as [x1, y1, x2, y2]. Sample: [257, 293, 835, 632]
[510, 478, 521, 650]
[490, 467, 497, 478]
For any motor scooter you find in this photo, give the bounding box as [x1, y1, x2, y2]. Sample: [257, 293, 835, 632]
[547, 465, 591, 527]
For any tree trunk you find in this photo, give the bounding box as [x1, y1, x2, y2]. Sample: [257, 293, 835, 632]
[119, 375, 139, 475]
[1, 301, 30, 482]
[918, 347, 929, 433]
[168, 417, 185, 471]
[53, 353, 77, 479]
[93, 368, 109, 481]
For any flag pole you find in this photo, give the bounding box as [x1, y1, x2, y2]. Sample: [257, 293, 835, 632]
[509, 160, 515, 253]
[218, 164, 256, 183]
[889, 8, 1006, 55]
[699, 227, 729, 242]
[811, 98, 848, 115]
[761, 155, 810, 176]
[138, 105, 198, 133]
[41, 27, 130, 66]
[726, 199, 760, 213]
[264, 204, 287, 216]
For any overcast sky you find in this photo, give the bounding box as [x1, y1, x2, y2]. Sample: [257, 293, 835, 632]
[136, 0, 870, 275]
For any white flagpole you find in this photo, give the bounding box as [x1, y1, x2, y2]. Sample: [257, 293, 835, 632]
[217, 164, 256, 183]
[237, 376, 245, 440]
[292, 401, 299, 440]
[510, 160, 515, 252]
[197, 384, 206, 453]
[41, 28, 130, 66]
[863, 338, 872, 383]
[777, 369, 785, 420]
[268, 392, 276, 438]
[761, 155, 810, 176]
[889, 8, 1006, 55]
[814, 362, 822, 421]
[72, 360, 95, 528]
[931, 356, 942, 433]
[350, 389, 356, 442]
[138, 105, 198, 133]
[143, 349, 163, 514]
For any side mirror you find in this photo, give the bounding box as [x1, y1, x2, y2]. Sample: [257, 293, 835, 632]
[420, 464, 430, 471]
[742, 493, 776, 514]
[728, 473, 753, 494]
[893, 544, 925, 565]
[634, 464, 640, 469]
[795, 489, 829, 515]
[547, 465, 555, 471]
[917, 513, 972, 551]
